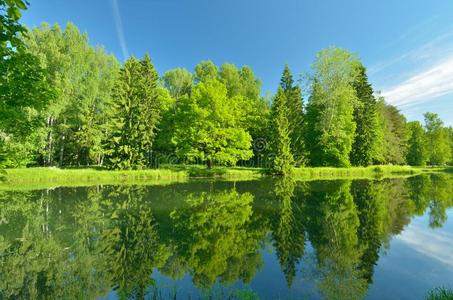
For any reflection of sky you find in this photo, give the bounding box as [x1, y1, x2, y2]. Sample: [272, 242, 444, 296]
[101, 209, 453, 300]
[366, 208, 453, 300]
[396, 217, 453, 269]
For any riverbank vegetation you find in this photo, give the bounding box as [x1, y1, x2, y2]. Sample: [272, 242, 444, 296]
[1, 165, 451, 190]
[1, 1, 453, 177]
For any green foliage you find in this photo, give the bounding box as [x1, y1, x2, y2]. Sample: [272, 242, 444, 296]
[23, 23, 119, 166]
[449, 127, 453, 166]
[425, 287, 453, 300]
[0, 50, 53, 167]
[169, 189, 266, 288]
[0, 0, 28, 55]
[279, 65, 305, 165]
[350, 64, 381, 166]
[2, 19, 452, 173]
[101, 186, 170, 298]
[424, 112, 451, 166]
[172, 77, 253, 167]
[376, 99, 408, 165]
[305, 47, 359, 167]
[162, 67, 193, 100]
[306, 180, 368, 300]
[106, 55, 162, 170]
[406, 121, 428, 166]
[270, 88, 294, 175]
[272, 177, 305, 287]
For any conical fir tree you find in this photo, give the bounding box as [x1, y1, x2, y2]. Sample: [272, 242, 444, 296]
[280, 65, 305, 165]
[107, 54, 161, 169]
[350, 64, 380, 166]
[271, 88, 294, 175]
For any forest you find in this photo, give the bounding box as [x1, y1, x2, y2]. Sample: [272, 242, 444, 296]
[1, 1, 453, 176]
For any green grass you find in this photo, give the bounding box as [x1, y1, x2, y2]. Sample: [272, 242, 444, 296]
[425, 287, 453, 300]
[0, 167, 188, 190]
[291, 165, 437, 180]
[0, 165, 450, 190]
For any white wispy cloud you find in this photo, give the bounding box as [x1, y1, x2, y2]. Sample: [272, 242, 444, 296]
[373, 27, 453, 109]
[111, 0, 129, 60]
[396, 220, 453, 269]
[381, 55, 453, 107]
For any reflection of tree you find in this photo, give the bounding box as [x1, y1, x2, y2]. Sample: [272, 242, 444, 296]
[407, 175, 431, 216]
[169, 189, 266, 288]
[427, 174, 453, 228]
[272, 177, 306, 288]
[305, 181, 367, 300]
[0, 190, 110, 299]
[100, 186, 170, 299]
[1, 174, 453, 299]
[352, 180, 385, 284]
[405, 174, 453, 229]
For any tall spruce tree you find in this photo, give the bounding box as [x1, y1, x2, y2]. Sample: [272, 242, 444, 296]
[106, 54, 162, 169]
[406, 121, 427, 166]
[270, 88, 294, 175]
[280, 65, 305, 165]
[350, 64, 380, 166]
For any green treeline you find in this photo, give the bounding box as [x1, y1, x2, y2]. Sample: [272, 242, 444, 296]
[1, 174, 452, 299]
[1, 3, 453, 173]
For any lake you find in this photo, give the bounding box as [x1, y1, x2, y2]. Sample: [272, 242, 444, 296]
[1, 173, 452, 299]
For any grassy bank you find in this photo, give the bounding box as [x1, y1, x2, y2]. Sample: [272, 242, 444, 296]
[291, 165, 446, 180]
[0, 165, 450, 190]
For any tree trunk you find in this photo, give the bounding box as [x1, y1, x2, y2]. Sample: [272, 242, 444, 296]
[46, 116, 54, 166]
[207, 159, 213, 169]
[59, 135, 65, 167]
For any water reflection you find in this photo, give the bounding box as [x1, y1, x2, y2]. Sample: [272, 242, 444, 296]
[0, 174, 452, 299]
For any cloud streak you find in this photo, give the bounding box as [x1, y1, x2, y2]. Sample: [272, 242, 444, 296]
[381, 55, 453, 107]
[396, 221, 453, 269]
[111, 0, 129, 60]
[373, 27, 453, 109]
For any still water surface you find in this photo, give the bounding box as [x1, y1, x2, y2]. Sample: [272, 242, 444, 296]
[1, 174, 452, 299]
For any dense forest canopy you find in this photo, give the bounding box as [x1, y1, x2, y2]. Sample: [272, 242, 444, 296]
[1, 2, 452, 172]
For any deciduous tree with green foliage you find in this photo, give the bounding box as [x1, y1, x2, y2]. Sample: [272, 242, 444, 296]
[0, 0, 54, 168]
[406, 121, 427, 166]
[23, 23, 119, 166]
[376, 99, 407, 165]
[172, 77, 253, 168]
[305, 47, 358, 167]
[0, 0, 28, 55]
[106, 55, 162, 170]
[424, 112, 451, 166]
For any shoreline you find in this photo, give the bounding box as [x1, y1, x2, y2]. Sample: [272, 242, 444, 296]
[0, 165, 451, 190]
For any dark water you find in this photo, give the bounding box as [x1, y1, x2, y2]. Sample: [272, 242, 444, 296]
[1, 174, 452, 300]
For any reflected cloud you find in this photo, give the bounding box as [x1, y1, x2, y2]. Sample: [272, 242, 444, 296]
[396, 219, 453, 269]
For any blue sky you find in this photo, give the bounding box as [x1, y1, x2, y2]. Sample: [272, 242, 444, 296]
[22, 0, 453, 126]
